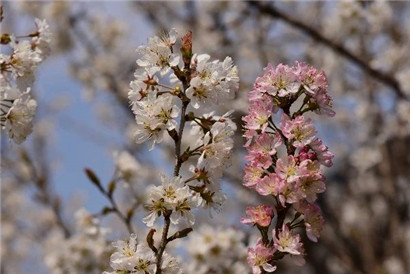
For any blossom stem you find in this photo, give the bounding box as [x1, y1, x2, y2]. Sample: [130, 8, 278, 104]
[173, 88, 189, 177]
[293, 96, 309, 118]
[156, 73, 190, 273]
[155, 213, 171, 274]
[85, 169, 134, 234]
[106, 192, 134, 234]
[276, 205, 290, 230]
[156, 83, 174, 90]
[257, 225, 270, 245]
[183, 176, 196, 184]
[290, 219, 304, 229]
[299, 105, 316, 115]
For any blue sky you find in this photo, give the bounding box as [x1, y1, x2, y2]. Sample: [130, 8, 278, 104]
[17, 2, 154, 213]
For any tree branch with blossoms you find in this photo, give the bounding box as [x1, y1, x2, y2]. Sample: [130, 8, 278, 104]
[101, 29, 239, 274]
[241, 62, 335, 273]
[1, 9, 51, 144]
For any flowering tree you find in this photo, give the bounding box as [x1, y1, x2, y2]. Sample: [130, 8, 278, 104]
[2, 2, 410, 274]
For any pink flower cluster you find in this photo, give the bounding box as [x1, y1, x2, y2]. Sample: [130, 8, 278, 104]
[241, 62, 334, 273]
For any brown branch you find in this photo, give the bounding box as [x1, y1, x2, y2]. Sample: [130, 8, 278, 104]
[155, 213, 171, 274]
[85, 169, 135, 234]
[103, 188, 135, 234]
[248, 1, 407, 100]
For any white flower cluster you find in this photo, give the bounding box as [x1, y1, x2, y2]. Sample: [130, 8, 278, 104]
[135, 29, 179, 76]
[104, 234, 182, 274]
[188, 111, 237, 211]
[127, 28, 239, 215]
[44, 209, 112, 274]
[193, 111, 237, 177]
[128, 29, 239, 151]
[1, 18, 51, 144]
[185, 225, 249, 274]
[187, 54, 239, 109]
[143, 175, 201, 227]
[105, 28, 239, 274]
[131, 92, 180, 151]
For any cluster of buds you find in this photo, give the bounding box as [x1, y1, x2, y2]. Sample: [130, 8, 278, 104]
[105, 29, 239, 274]
[0, 9, 51, 144]
[241, 62, 334, 273]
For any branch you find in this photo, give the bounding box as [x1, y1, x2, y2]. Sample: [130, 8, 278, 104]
[85, 169, 134, 234]
[248, 1, 407, 100]
[155, 67, 191, 274]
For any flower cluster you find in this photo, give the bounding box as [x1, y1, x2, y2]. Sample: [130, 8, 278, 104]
[44, 209, 112, 274]
[104, 234, 182, 274]
[185, 225, 249, 273]
[188, 111, 237, 210]
[131, 91, 180, 150]
[128, 29, 238, 216]
[186, 54, 239, 109]
[143, 175, 201, 227]
[105, 29, 239, 273]
[1, 17, 51, 144]
[241, 62, 334, 273]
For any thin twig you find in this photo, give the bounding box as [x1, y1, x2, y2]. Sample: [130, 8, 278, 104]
[91, 179, 134, 234]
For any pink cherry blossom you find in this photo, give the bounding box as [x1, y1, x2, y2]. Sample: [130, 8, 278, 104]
[242, 62, 334, 272]
[275, 155, 301, 183]
[277, 181, 300, 207]
[293, 61, 328, 96]
[245, 133, 282, 169]
[240, 205, 274, 227]
[243, 99, 274, 138]
[247, 239, 277, 274]
[309, 138, 335, 167]
[245, 150, 273, 169]
[280, 114, 316, 148]
[255, 173, 285, 196]
[254, 63, 300, 97]
[311, 88, 335, 117]
[273, 224, 304, 255]
[295, 201, 324, 242]
[309, 137, 334, 167]
[299, 159, 322, 179]
[297, 175, 326, 203]
[243, 163, 264, 188]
